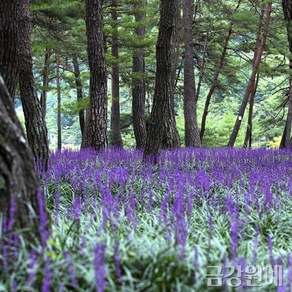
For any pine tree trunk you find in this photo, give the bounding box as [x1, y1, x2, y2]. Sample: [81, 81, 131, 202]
[228, 3, 272, 147]
[55, 48, 62, 150]
[0, 75, 41, 232]
[110, 0, 123, 148]
[200, 26, 233, 141]
[285, 63, 292, 147]
[83, 0, 108, 151]
[73, 55, 85, 139]
[40, 48, 51, 119]
[196, 33, 208, 101]
[244, 73, 259, 148]
[282, 0, 292, 148]
[200, 0, 241, 142]
[183, 0, 201, 148]
[18, 0, 49, 171]
[132, 1, 147, 149]
[143, 0, 180, 162]
[0, 0, 21, 98]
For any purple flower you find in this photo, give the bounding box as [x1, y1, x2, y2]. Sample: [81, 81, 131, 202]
[27, 250, 36, 288]
[65, 250, 78, 289]
[8, 198, 15, 231]
[252, 227, 259, 265]
[11, 280, 17, 292]
[288, 253, 292, 288]
[114, 241, 122, 283]
[73, 196, 81, 220]
[94, 242, 106, 292]
[54, 192, 60, 225]
[42, 257, 51, 292]
[267, 235, 275, 267]
[38, 189, 49, 247]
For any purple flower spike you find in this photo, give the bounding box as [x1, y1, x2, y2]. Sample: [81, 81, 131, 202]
[65, 250, 78, 289]
[38, 189, 49, 247]
[8, 198, 15, 231]
[114, 241, 122, 283]
[27, 250, 36, 288]
[42, 257, 51, 292]
[94, 242, 106, 292]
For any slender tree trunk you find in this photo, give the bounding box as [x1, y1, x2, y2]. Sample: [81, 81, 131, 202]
[282, 0, 292, 148]
[83, 0, 108, 151]
[18, 0, 49, 171]
[55, 48, 62, 150]
[280, 120, 288, 148]
[132, 1, 147, 149]
[143, 0, 180, 162]
[0, 0, 21, 98]
[0, 75, 43, 233]
[244, 73, 259, 148]
[196, 32, 208, 101]
[228, 3, 272, 147]
[284, 61, 292, 147]
[183, 0, 201, 147]
[73, 55, 85, 139]
[40, 48, 51, 119]
[110, 0, 123, 148]
[200, 0, 241, 142]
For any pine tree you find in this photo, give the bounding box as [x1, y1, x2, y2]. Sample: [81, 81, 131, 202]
[82, 0, 108, 150]
[143, 0, 180, 162]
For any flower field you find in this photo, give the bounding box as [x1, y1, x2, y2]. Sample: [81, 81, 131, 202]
[1, 148, 292, 291]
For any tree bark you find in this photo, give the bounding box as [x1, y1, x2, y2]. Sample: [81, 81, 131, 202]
[244, 73, 259, 148]
[200, 0, 241, 142]
[183, 0, 201, 147]
[143, 0, 180, 162]
[110, 0, 123, 148]
[0, 75, 41, 232]
[18, 0, 49, 171]
[40, 48, 51, 119]
[228, 3, 272, 147]
[72, 55, 85, 140]
[282, 0, 292, 148]
[0, 0, 21, 98]
[55, 48, 62, 150]
[196, 32, 208, 102]
[132, 0, 147, 149]
[83, 0, 108, 151]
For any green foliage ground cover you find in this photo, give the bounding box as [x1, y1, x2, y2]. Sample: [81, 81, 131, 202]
[1, 148, 292, 291]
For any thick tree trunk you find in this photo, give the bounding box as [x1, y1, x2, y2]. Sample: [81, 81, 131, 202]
[143, 0, 180, 162]
[40, 48, 51, 119]
[110, 0, 123, 148]
[200, 0, 241, 142]
[73, 55, 85, 139]
[132, 1, 147, 149]
[183, 0, 201, 147]
[244, 73, 259, 148]
[282, 0, 292, 148]
[55, 48, 62, 150]
[83, 0, 108, 151]
[18, 0, 49, 171]
[228, 3, 272, 147]
[161, 0, 180, 149]
[0, 75, 41, 232]
[0, 0, 21, 98]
